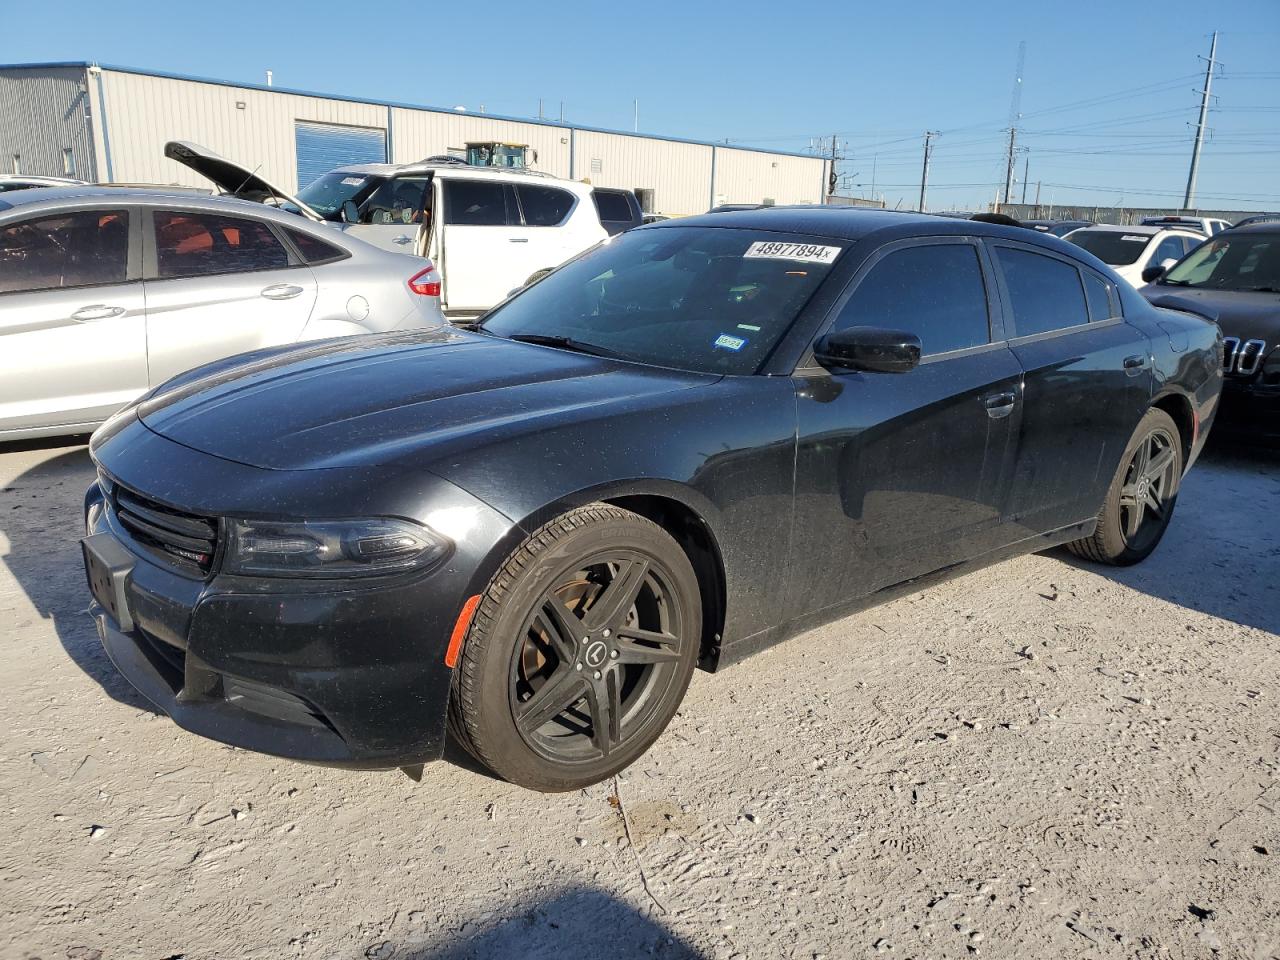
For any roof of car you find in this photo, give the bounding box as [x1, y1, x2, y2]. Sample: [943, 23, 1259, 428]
[1066, 223, 1196, 236]
[327, 161, 573, 183]
[0, 185, 307, 220]
[650, 205, 1054, 242]
[1222, 220, 1280, 235]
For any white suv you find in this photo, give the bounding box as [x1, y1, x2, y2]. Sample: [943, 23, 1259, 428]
[166, 142, 607, 318]
[1062, 223, 1205, 288]
[1140, 214, 1232, 236]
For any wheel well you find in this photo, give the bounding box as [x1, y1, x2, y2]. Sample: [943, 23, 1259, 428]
[604, 495, 726, 671]
[1151, 393, 1194, 469]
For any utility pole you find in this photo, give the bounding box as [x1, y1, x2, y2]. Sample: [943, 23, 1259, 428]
[1184, 31, 1219, 209]
[633, 99, 639, 133]
[1002, 127, 1018, 209]
[1021, 149, 1030, 205]
[828, 135, 839, 198]
[919, 131, 937, 212]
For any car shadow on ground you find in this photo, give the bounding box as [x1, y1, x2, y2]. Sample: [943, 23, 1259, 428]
[1052, 432, 1280, 635]
[0, 437, 159, 714]
[393, 886, 706, 959]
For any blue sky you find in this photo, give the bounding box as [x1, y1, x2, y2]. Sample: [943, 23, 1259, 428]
[5, 0, 1278, 211]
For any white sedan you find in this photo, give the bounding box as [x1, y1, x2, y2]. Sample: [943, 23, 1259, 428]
[0, 186, 444, 441]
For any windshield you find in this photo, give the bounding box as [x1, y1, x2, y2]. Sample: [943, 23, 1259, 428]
[1162, 233, 1280, 291]
[295, 172, 384, 220]
[1065, 229, 1152, 266]
[480, 226, 846, 375]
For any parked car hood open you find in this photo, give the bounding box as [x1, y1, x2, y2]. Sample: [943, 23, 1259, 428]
[164, 140, 324, 222]
[138, 328, 715, 472]
[1144, 287, 1280, 343]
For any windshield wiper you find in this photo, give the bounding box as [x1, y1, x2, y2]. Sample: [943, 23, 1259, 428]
[504, 333, 617, 358]
[1160, 278, 1194, 286]
[1248, 286, 1280, 293]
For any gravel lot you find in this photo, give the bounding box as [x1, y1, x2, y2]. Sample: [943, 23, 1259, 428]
[1, 434, 1276, 960]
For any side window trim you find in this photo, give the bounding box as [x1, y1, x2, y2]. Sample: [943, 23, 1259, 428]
[141, 207, 304, 282]
[983, 238, 1093, 342]
[812, 236, 1001, 358]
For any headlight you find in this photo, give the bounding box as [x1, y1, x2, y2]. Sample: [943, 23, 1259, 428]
[224, 517, 451, 578]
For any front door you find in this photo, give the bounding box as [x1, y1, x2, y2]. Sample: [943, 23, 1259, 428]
[787, 239, 1022, 621]
[987, 240, 1152, 535]
[341, 175, 431, 257]
[142, 208, 318, 385]
[0, 206, 148, 433]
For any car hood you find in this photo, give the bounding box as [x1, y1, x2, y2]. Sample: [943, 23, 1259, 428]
[164, 140, 324, 222]
[138, 329, 716, 471]
[1143, 287, 1280, 342]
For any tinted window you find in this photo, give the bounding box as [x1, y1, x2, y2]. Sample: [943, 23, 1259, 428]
[833, 244, 990, 355]
[286, 228, 347, 265]
[1152, 236, 1185, 266]
[480, 227, 844, 375]
[0, 209, 129, 294]
[593, 190, 635, 222]
[995, 247, 1089, 337]
[1083, 272, 1115, 322]
[154, 211, 290, 279]
[517, 185, 575, 226]
[1065, 229, 1151, 266]
[362, 177, 428, 225]
[444, 180, 513, 226]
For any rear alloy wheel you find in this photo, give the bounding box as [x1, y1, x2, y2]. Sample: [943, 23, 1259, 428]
[449, 504, 701, 791]
[1068, 407, 1182, 565]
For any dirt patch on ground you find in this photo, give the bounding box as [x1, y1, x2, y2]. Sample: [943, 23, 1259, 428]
[1, 437, 1276, 959]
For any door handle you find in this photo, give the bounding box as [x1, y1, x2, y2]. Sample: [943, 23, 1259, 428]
[1123, 354, 1148, 375]
[70, 304, 126, 322]
[508, 237, 529, 243]
[260, 284, 304, 300]
[393, 235, 413, 245]
[982, 391, 1017, 419]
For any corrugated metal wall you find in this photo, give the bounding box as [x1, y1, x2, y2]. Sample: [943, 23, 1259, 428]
[713, 147, 827, 207]
[0, 66, 97, 181]
[98, 70, 387, 190]
[573, 130, 714, 214]
[18, 66, 827, 215]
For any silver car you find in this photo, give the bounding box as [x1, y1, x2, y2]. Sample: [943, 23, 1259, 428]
[0, 186, 444, 441]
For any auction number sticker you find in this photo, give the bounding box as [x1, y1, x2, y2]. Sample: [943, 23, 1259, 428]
[744, 241, 842, 264]
[1121, 234, 1148, 242]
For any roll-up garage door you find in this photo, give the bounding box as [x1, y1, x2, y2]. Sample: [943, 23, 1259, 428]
[294, 121, 387, 191]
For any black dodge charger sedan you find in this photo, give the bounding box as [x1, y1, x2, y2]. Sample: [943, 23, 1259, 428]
[1139, 219, 1280, 440]
[82, 208, 1222, 792]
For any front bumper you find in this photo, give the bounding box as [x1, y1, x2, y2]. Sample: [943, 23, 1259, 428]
[1215, 378, 1280, 441]
[82, 415, 516, 768]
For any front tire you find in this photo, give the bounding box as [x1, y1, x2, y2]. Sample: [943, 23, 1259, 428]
[449, 504, 701, 792]
[1067, 407, 1182, 565]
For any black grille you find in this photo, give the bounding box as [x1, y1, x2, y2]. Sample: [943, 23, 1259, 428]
[112, 485, 219, 576]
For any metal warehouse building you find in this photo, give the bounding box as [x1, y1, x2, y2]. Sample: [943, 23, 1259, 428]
[0, 62, 830, 215]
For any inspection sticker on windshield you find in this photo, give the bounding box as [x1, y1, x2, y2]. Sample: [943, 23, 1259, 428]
[744, 241, 841, 264]
[341, 176, 366, 186]
[714, 334, 747, 351]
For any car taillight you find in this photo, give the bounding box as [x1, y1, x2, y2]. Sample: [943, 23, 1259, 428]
[408, 263, 441, 297]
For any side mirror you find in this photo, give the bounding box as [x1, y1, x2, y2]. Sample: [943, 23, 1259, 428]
[341, 199, 360, 224]
[814, 326, 921, 374]
[1160, 257, 1178, 270]
[1141, 264, 1167, 284]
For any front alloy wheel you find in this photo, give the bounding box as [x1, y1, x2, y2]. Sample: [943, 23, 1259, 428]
[450, 504, 701, 792]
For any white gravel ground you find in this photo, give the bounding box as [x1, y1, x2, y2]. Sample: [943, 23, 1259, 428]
[0, 435, 1276, 960]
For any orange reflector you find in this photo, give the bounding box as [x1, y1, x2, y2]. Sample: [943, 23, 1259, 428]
[445, 594, 482, 668]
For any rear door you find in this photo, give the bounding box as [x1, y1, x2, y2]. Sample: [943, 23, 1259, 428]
[989, 240, 1151, 535]
[513, 182, 584, 274]
[0, 206, 148, 433]
[439, 178, 528, 311]
[142, 207, 318, 385]
[787, 238, 1023, 619]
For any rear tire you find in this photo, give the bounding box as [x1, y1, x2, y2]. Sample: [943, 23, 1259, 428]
[1067, 407, 1182, 566]
[449, 504, 701, 792]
